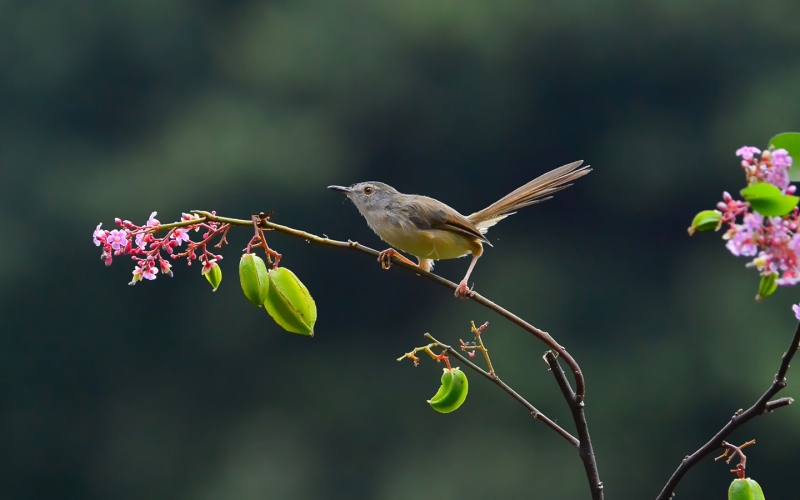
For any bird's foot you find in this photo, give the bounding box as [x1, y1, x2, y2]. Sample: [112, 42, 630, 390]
[454, 280, 473, 299]
[377, 248, 417, 270]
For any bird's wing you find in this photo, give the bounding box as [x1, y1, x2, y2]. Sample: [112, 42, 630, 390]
[405, 197, 491, 245]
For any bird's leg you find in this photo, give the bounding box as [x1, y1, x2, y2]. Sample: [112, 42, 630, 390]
[377, 248, 418, 270]
[417, 258, 433, 272]
[454, 253, 480, 298]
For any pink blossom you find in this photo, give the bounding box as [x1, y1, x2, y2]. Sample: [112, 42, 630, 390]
[172, 228, 190, 245]
[146, 211, 160, 227]
[736, 146, 761, 161]
[714, 147, 800, 301]
[97, 210, 230, 285]
[93, 224, 107, 246]
[778, 269, 800, 286]
[135, 233, 147, 249]
[107, 229, 129, 251]
[129, 261, 158, 285]
[142, 265, 158, 280]
[793, 304, 800, 320]
[724, 212, 762, 257]
[772, 149, 793, 169]
[726, 233, 757, 257]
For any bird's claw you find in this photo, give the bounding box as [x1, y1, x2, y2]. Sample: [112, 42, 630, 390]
[454, 280, 473, 299]
[377, 248, 419, 270]
[378, 249, 395, 270]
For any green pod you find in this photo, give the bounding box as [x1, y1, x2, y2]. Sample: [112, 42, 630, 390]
[757, 272, 778, 300]
[728, 478, 765, 500]
[428, 367, 468, 413]
[239, 254, 270, 307]
[687, 210, 722, 235]
[428, 368, 454, 403]
[204, 262, 222, 291]
[264, 267, 317, 336]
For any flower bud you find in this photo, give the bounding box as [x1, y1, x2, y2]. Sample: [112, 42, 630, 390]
[203, 262, 222, 291]
[756, 272, 778, 301]
[239, 253, 270, 307]
[688, 210, 722, 235]
[159, 259, 173, 277]
[728, 478, 765, 500]
[428, 367, 469, 413]
[264, 267, 317, 336]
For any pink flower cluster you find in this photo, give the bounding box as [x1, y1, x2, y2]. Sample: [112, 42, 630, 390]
[720, 147, 799, 285]
[735, 146, 794, 191]
[92, 211, 227, 285]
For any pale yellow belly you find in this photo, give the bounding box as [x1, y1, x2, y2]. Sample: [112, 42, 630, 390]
[375, 225, 478, 260]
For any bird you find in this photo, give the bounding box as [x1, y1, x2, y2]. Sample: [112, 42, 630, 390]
[328, 160, 590, 297]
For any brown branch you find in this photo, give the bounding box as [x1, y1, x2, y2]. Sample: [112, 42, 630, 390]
[424, 333, 580, 448]
[189, 211, 586, 399]
[765, 397, 793, 411]
[186, 211, 602, 500]
[545, 351, 604, 499]
[656, 321, 800, 500]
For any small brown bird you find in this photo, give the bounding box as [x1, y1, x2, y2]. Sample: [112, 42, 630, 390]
[329, 161, 590, 297]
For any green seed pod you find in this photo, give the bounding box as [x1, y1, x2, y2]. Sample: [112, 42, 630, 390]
[728, 478, 765, 500]
[204, 262, 222, 291]
[239, 254, 270, 307]
[687, 210, 722, 235]
[428, 367, 468, 413]
[756, 272, 778, 301]
[264, 267, 317, 336]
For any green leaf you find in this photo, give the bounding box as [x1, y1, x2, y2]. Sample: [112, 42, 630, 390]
[740, 183, 799, 216]
[741, 182, 782, 198]
[768, 132, 800, 181]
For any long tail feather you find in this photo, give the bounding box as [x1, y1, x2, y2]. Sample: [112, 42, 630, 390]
[468, 160, 590, 231]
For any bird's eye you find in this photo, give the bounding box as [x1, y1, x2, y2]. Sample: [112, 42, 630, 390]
[363, 186, 374, 195]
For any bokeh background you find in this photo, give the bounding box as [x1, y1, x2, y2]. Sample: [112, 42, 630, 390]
[2, 0, 800, 498]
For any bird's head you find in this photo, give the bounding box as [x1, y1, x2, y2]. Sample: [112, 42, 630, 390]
[328, 182, 400, 216]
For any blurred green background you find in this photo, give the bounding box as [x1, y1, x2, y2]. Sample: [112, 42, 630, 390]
[2, 0, 800, 498]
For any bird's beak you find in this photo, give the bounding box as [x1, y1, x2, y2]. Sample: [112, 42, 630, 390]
[327, 185, 351, 193]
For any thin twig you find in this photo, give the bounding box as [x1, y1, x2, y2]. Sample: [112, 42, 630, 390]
[424, 333, 580, 448]
[765, 397, 793, 411]
[465, 320, 495, 376]
[656, 322, 800, 500]
[715, 440, 755, 479]
[397, 343, 451, 369]
[545, 351, 603, 499]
